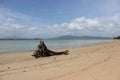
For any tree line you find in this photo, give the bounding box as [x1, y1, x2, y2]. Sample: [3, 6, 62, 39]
[114, 36, 120, 39]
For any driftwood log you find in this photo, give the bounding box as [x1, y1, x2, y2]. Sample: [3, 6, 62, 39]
[32, 40, 69, 58]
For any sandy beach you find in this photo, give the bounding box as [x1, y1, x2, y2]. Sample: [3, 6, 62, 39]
[0, 40, 120, 80]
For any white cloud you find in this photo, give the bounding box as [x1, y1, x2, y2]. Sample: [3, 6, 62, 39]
[0, 8, 32, 21]
[43, 16, 120, 37]
[6, 17, 15, 22]
[67, 17, 100, 31]
[0, 7, 120, 38]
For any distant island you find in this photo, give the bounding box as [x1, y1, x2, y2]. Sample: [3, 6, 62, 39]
[49, 35, 112, 40]
[0, 35, 112, 40]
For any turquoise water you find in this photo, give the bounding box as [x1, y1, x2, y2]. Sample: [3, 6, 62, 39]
[0, 39, 112, 53]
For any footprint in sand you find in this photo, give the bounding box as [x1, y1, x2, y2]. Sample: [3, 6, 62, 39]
[108, 56, 111, 60]
[23, 70, 26, 72]
[104, 59, 107, 62]
[7, 67, 10, 69]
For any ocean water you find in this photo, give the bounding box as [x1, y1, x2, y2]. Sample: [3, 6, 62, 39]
[0, 39, 112, 53]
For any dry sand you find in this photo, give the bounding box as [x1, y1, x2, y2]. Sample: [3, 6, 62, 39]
[0, 40, 120, 80]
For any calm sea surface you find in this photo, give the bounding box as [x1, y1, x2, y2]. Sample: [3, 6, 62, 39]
[0, 39, 112, 53]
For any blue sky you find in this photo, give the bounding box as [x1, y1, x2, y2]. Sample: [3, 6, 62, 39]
[0, 0, 120, 38]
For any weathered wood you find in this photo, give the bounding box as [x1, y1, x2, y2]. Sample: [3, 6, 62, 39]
[32, 40, 69, 58]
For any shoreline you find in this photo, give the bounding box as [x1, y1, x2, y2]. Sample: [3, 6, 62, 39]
[0, 50, 34, 54]
[0, 40, 113, 54]
[0, 40, 120, 80]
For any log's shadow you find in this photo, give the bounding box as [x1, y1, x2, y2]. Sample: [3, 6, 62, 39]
[32, 40, 69, 58]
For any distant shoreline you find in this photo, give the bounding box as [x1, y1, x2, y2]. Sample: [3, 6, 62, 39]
[0, 38, 112, 40]
[0, 40, 113, 54]
[0, 35, 112, 40]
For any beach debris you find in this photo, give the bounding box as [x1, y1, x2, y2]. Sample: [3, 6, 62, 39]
[32, 40, 69, 58]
